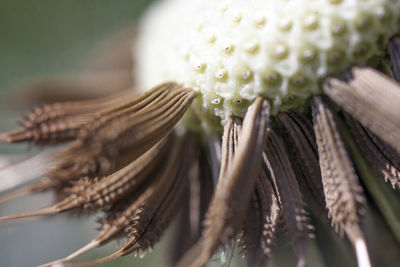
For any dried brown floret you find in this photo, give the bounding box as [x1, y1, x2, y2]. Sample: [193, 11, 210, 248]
[169, 151, 214, 265]
[65, 134, 195, 265]
[0, 138, 169, 221]
[0, 89, 136, 145]
[177, 97, 270, 267]
[239, 169, 280, 267]
[263, 128, 312, 267]
[276, 111, 327, 218]
[312, 96, 369, 267]
[46, 82, 196, 181]
[345, 114, 400, 190]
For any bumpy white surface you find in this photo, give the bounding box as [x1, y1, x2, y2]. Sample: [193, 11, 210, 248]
[135, 0, 400, 124]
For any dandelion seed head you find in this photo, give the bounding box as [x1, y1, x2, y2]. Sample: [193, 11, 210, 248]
[1, 1, 400, 267]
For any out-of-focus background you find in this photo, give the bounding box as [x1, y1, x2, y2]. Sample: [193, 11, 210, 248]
[0, 1, 168, 267]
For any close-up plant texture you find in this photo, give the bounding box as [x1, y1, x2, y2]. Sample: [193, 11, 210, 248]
[1, 0, 400, 267]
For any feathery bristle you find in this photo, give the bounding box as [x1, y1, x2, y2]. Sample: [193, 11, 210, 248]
[0, 140, 169, 222]
[0, 90, 136, 145]
[276, 111, 327, 218]
[312, 96, 365, 230]
[68, 134, 194, 265]
[0, 177, 57, 205]
[37, 240, 101, 267]
[36, 134, 178, 266]
[171, 148, 215, 265]
[45, 83, 196, 181]
[345, 114, 400, 190]
[240, 169, 280, 266]
[120, 135, 195, 256]
[0, 151, 50, 199]
[263, 128, 311, 266]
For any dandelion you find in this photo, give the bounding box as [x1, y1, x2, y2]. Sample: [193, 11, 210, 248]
[1, 0, 400, 267]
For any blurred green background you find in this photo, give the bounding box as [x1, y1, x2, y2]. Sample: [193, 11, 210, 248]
[0, 1, 169, 267]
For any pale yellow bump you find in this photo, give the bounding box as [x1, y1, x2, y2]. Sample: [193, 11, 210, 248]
[254, 15, 266, 26]
[327, 49, 344, 64]
[353, 42, 371, 58]
[331, 20, 346, 35]
[184, 51, 190, 62]
[215, 68, 228, 80]
[193, 62, 207, 72]
[241, 71, 251, 80]
[302, 48, 316, 61]
[196, 23, 204, 32]
[232, 12, 242, 23]
[279, 17, 293, 31]
[290, 74, 307, 88]
[234, 98, 243, 104]
[211, 97, 222, 105]
[206, 33, 216, 43]
[223, 44, 235, 54]
[303, 14, 319, 30]
[236, 66, 254, 83]
[355, 14, 372, 30]
[245, 39, 260, 53]
[220, 3, 229, 13]
[261, 68, 282, 98]
[273, 43, 289, 59]
[262, 70, 281, 86]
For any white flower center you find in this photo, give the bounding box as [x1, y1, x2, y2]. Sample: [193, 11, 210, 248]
[135, 0, 400, 129]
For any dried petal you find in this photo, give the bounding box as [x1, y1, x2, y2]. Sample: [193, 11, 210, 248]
[323, 67, 400, 154]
